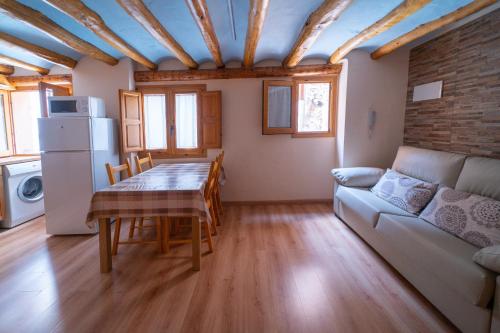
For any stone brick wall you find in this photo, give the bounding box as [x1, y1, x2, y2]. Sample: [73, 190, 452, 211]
[404, 8, 500, 159]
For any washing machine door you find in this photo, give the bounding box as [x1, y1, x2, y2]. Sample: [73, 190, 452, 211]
[18, 174, 44, 203]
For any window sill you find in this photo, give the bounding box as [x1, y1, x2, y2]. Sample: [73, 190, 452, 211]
[292, 131, 335, 138]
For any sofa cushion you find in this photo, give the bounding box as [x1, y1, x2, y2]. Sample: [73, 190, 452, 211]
[371, 169, 438, 214]
[331, 167, 384, 187]
[455, 157, 500, 201]
[392, 146, 466, 188]
[335, 186, 414, 228]
[376, 214, 496, 307]
[420, 187, 500, 248]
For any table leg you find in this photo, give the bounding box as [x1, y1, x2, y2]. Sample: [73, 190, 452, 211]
[192, 216, 201, 271]
[99, 218, 112, 273]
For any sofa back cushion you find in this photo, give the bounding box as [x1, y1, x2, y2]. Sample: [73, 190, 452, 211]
[371, 169, 438, 214]
[455, 157, 500, 201]
[392, 146, 466, 187]
[420, 187, 500, 248]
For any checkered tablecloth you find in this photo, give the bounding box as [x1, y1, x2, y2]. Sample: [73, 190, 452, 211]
[86, 163, 212, 228]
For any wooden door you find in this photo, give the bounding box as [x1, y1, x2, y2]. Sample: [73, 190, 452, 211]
[38, 82, 71, 117]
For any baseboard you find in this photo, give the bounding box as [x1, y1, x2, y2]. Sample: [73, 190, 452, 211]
[222, 199, 332, 206]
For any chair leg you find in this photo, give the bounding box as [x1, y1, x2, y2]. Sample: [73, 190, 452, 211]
[203, 221, 214, 252]
[209, 204, 218, 235]
[128, 218, 136, 239]
[112, 218, 122, 256]
[216, 186, 223, 217]
[155, 217, 162, 253]
[138, 218, 144, 238]
[164, 218, 171, 253]
[212, 192, 220, 226]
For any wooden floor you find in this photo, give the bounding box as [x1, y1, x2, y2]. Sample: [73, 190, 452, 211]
[0, 204, 457, 333]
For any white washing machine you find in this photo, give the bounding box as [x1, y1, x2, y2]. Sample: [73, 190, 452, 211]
[0, 161, 45, 228]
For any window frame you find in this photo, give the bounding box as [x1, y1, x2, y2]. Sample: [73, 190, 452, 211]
[0, 90, 14, 158]
[292, 76, 337, 138]
[262, 80, 295, 135]
[138, 84, 207, 159]
[262, 75, 338, 138]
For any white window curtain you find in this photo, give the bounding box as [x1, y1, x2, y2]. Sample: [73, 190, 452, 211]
[175, 93, 198, 149]
[11, 91, 42, 154]
[144, 94, 167, 149]
[0, 95, 8, 152]
[268, 86, 291, 128]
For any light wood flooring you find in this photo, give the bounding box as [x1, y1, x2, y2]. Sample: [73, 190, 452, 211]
[0, 204, 457, 333]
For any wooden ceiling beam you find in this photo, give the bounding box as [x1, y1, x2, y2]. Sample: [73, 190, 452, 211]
[0, 64, 14, 75]
[186, 0, 224, 68]
[0, 54, 49, 75]
[243, 0, 270, 68]
[135, 63, 342, 82]
[284, 0, 352, 68]
[0, 74, 14, 90]
[0, 0, 118, 66]
[44, 0, 157, 70]
[329, 0, 431, 64]
[0, 32, 77, 69]
[117, 0, 198, 69]
[8, 74, 72, 87]
[371, 0, 497, 59]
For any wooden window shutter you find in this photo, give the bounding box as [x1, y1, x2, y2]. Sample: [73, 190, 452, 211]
[119, 89, 144, 153]
[200, 91, 222, 148]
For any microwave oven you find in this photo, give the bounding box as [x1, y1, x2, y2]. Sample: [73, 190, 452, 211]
[48, 96, 106, 118]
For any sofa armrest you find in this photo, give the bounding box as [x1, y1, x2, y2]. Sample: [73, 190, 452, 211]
[473, 246, 500, 274]
[492, 276, 500, 333]
[330, 167, 385, 188]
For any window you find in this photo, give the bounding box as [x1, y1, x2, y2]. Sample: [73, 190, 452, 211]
[121, 85, 221, 157]
[263, 77, 337, 137]
[140, 87, 202, 157]
[11, 91, 43, 154]
[0, 77, 72, 158]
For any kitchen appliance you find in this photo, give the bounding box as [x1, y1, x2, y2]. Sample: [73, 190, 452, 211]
[48, 96, 105, 118]
[0, 161, 44, 228]
[38, 99, 118, 234]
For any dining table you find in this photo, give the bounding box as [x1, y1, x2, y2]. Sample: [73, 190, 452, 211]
[86, 162, 212, 273]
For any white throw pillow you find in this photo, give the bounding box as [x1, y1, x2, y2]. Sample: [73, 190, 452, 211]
[371, 169, 438, 214]
[420, 186, 500, 248]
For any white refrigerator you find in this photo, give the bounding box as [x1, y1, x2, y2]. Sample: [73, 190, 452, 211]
[38, 117, 119, 234]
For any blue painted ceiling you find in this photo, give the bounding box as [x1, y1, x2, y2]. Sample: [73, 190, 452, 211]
[0, 0, 478, 69]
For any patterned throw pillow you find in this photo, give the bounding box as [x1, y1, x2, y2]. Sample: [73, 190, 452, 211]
[420, 187, 500, 248]
[371, 169, 438, 214]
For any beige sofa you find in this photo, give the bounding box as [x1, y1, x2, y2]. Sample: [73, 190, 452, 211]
[332, 146, 500, 333]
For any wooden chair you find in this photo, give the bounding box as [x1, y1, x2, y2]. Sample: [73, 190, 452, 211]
[163, 160, 217, 253]
[132, 152, 156, 237]
[213, 151, 224, 225]
[105, 160, 161, 255]
[134, 152, 153, 173]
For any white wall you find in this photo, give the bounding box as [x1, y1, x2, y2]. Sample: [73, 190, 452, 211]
[143, 75, 337, 202]
[339, 48, 410, 168]
[72, 57, 134, 120]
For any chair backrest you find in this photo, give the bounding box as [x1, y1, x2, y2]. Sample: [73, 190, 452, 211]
[204, 160, 218, 200]
[105, 160, 133, 185]
[214, 150, 224, 178]
[134, 153, 154, 174]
